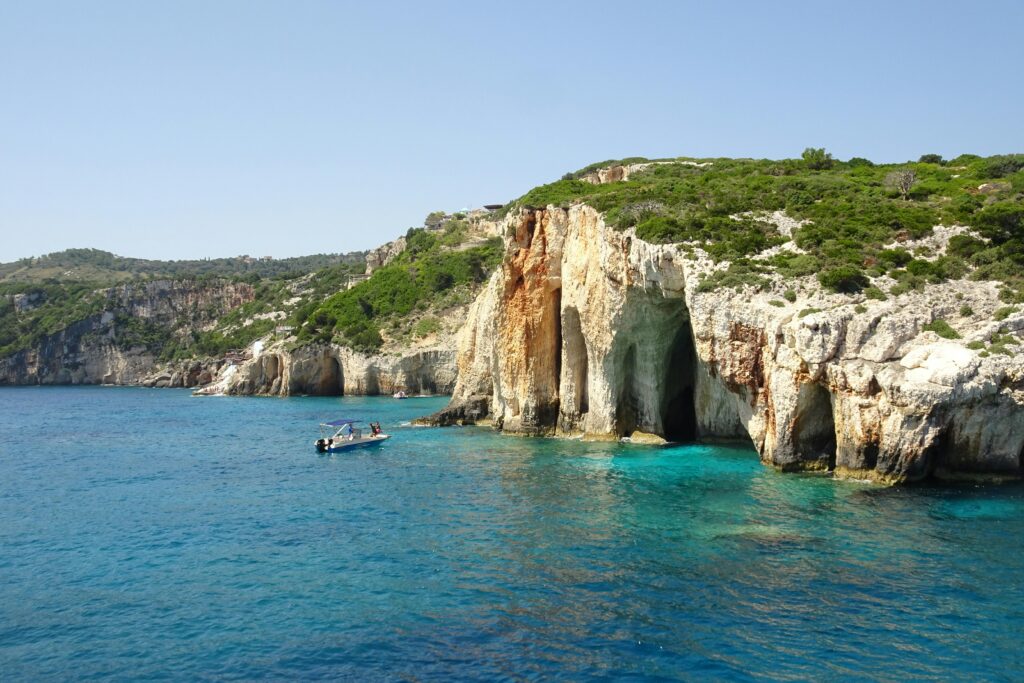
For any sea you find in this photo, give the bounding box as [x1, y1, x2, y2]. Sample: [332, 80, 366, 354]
[1, 387, 1023, 681]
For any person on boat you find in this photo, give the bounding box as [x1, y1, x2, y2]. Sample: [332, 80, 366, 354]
[370, 422, 381, 436]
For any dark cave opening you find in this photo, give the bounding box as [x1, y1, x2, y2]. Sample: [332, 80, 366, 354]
[617, 344, 640, 436]
[316, 357, 344, 396]
[792, 383, 837, 469]
[661, 319, 698, 442]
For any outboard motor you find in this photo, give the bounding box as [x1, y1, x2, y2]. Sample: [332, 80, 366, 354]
[315, 438, 327, 453]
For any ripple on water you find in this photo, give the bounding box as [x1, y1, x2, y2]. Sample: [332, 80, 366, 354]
[0, 387, 1023, 680]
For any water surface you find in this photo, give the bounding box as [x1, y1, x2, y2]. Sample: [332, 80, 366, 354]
[1, 387, 1022, 680]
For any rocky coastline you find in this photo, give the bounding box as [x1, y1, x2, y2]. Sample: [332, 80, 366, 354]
[422, 203, 1024, 483]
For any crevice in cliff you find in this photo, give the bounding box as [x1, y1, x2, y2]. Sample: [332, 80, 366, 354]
[616, 344, 640, 436]
[661, 320, 697, 441]
[792, 383, 837, 469]
[561, 306, 589, 418]
[553, 289, 563, 393]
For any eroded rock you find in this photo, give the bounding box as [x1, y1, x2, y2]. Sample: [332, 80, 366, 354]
[427, 204, 1024, 484]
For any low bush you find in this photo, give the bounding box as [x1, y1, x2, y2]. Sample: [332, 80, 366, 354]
[818, 266, 869, 293]
[922, 319, 960, 339]
[994, 306, 1018, 321]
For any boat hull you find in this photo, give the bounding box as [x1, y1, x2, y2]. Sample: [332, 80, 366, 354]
[315, 435, 390, 453]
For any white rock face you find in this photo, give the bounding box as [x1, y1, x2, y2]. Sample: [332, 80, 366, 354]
[427, 205, 1024, 483]
[196, 342, 459, 397]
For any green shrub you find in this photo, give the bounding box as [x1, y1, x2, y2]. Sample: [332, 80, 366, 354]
[966, 340, 985, 350]
[696, 261, 770, 292]
[818, 265, 869, 293]
[783, 289, 797, 302]
[905, 259, 935, 278]
[864, 286, 887, 301]
[413, 316, 441, 337]
[959, 304, 975, 317]
[878, 248, 913, 268]
[922, 319, 960, 339]
[776, 254, 819, 278]
[854, 304, 867, 314]
[981, 155, 1024, 179]
[994, 306, 1018, 321]
[973, 202, 1024, 246]
[769, 299, 785, 307]
[918, 154, 944, 165]
[798, 307, 822, 318]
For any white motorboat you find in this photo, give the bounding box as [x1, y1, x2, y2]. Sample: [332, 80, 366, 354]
[393, 390, 408, 399]
[315, 418, 389, 453]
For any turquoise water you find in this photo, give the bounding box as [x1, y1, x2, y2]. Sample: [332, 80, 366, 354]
[1, 388, 1023, 680]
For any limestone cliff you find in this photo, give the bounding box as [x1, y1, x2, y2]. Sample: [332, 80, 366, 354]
[195, 209, 502, 398]
[0, 280, 252, 386]
[426, 205, 1024, 483]
[194, 341, 457, 397]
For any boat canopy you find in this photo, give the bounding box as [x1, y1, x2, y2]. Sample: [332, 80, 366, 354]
[323, 418, 358, 427]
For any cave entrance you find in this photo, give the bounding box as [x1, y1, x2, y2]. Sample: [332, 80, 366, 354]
[792, 383, 836, 469]
[661, 319, 697, 441]
[316, 357, 344, 396]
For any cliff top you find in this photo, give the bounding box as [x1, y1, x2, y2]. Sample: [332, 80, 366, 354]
[507, 152, 1024, 304]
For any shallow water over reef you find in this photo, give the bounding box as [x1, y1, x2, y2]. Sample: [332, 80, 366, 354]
[1, 387, 1023, 680]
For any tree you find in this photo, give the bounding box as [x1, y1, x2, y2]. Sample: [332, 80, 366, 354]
[424, 211, 447, 229]
[885, 169, 917, 200]
[801, 147, 834, 170]
[918, 154, 944, 164]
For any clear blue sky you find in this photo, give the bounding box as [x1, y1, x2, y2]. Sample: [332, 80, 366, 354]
[1, 1, 1021, 262]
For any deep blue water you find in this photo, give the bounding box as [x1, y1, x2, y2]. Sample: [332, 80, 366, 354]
[1, 388, 1023, 681]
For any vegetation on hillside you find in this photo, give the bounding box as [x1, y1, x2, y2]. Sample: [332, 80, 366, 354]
[0, 248, 366, 285]
[511, 152, 1024, 300]
[0, 282, 107, 357]
[295, 227, 502, 352]
[1, 213, 502, 362]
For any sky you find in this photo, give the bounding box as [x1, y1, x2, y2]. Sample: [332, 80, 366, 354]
[1, 1, 1022, 262]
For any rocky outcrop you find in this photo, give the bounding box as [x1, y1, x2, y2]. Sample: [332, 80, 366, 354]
[140, 358, 225, 388]
[195, 342, 458, 397]
[365, 237, 408, 274]
[0, 280, 253, 386]
[426, 205, 1024, 483]
[580, 160, 711, 184]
